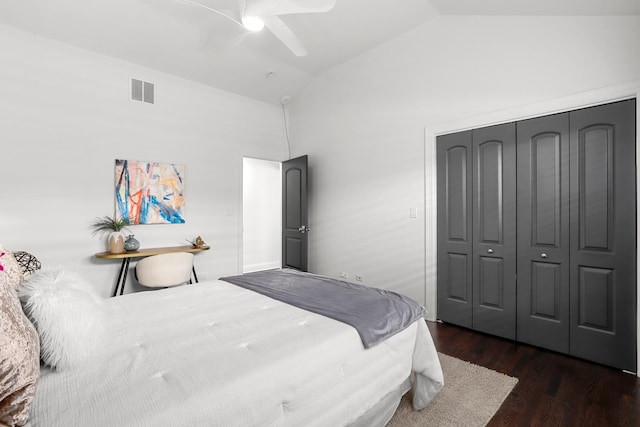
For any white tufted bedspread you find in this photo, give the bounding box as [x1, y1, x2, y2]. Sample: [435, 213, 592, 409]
[29, 279, 443, 427]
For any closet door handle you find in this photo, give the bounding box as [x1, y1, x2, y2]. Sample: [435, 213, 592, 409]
[487, 248, 494, 254]
[540, 253, 548, 259]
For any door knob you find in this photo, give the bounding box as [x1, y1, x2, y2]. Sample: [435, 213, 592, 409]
[540, 253, 548, 259]
[487, 248, 494, 254]
[298, 225, 310, 234]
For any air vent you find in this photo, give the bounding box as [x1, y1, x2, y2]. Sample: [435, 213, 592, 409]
[131, 78, 154, 104]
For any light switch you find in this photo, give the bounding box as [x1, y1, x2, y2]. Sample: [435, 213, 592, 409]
[410, 207, 418, 219]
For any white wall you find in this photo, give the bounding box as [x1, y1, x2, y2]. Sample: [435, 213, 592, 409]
[2, 15, 639, 315]
[0, 24, 288, 297]
[242, 157, 282, 272]
[290, 15, 640, 317]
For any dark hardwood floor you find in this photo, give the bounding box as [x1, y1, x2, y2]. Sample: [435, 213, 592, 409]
[426, 321, 640, 427]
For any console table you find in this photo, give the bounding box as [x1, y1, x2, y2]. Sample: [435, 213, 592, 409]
[95, 245, 210, 297]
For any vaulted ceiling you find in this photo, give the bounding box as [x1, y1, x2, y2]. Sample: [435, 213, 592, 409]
[0, 0, 638, 105]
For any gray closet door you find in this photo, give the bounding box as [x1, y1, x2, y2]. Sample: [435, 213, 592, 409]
[437, 131, 473, 328]
[516, 113, 570, 353]
[569, 99, 637, 372]
[472, 123, 517, 339]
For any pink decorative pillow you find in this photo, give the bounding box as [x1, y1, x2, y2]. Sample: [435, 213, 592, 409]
[0, 247, 25, 290]
[0, 249, 40, 426]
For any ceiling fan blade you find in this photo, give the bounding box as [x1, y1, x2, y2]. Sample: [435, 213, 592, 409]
[175, 0, 244, 26]
[262, 15, 307, 56]
[245, 0, 336, 17]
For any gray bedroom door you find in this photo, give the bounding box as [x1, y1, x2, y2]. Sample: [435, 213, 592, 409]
[471, 123, 517, 340]
[282, 155, 309, 271]
[437, 130, 473, 328]
[569, 99, 636, 372]
[516, 112, 570, 353]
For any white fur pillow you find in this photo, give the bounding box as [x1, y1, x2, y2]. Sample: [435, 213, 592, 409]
[18, 268, 105, 371]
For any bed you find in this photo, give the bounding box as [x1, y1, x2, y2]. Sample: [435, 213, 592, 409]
[3, 257, 443, 427]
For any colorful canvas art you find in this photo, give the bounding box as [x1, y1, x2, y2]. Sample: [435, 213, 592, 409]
[115, 159, 185, 224]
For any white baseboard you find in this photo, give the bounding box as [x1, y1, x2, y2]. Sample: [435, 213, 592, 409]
[243, 261, 281, 273]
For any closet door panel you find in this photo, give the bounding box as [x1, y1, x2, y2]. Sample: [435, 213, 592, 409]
[472, 123, 516, 339]
[578, 125, 613, 251]
[437, 131, 473, 328]
[516, 113, 570, 353]
[577, 266, 614, 330]
[477, 256, 504, 307]
[530, 262, 562, 316]
[447, 253, 469, 301]
[569, 99, 636, 372]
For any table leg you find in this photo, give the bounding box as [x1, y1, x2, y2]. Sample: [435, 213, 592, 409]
[112, 258, 131, 297]
[120, 258, 131, 296]
[192, 265, 199, 283]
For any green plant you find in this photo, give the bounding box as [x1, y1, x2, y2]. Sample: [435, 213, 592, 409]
[90, 215, 130, 236]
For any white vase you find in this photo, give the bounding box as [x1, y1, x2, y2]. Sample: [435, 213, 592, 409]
[108, 231, 126, 254]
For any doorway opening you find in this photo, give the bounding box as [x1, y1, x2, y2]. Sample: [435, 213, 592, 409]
[242, 157, 282, 273]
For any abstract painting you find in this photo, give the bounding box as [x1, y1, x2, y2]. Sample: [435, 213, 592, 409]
[115, 159, 185, 224]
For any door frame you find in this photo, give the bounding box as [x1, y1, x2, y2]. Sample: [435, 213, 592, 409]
[425, 80, 640, 374]
[238, 156, 283, 274]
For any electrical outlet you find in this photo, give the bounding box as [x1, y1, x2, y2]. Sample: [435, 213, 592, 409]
[355, 275, 364, 282]
[339, 272, 349, 279]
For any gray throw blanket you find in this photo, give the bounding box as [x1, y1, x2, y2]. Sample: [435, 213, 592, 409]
[220, 269, 425, 348]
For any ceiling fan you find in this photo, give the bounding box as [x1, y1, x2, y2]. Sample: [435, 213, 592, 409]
[177, 0, 337, 56]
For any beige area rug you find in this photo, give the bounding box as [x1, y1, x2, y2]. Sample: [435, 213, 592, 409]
[387, 353, 518, 427]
